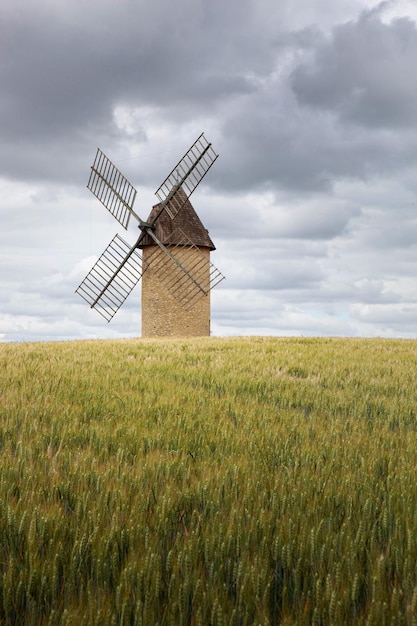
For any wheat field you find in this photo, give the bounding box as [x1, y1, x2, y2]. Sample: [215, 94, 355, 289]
[1, 336, 417, 624]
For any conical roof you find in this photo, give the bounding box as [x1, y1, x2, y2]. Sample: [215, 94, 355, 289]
[137, 188, 215, 251]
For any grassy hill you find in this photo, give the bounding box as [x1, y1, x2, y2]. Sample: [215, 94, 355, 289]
[1, 336, 417, 624]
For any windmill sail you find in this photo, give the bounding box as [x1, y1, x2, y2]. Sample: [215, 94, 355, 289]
[87, 149, 139, 229]
[75, 234, 143, 321]
[154, 133, 218, 220]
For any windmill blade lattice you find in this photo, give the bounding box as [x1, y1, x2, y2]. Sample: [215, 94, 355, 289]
[143, 228, 225, 310]
[87, 149, 138, 229]
[76, 234, 143, 321]
[155, 133, 218, 219]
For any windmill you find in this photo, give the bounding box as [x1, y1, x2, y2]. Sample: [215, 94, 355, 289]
[75, 133, 225, 337]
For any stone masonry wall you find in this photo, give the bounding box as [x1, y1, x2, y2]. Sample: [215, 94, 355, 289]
[141, 246, 211, 337]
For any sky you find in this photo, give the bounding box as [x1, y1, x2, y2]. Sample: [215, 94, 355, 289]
[2, 0, 417, 342]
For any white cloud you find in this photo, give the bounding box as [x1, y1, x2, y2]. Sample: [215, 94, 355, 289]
[1, 0, 417, 341]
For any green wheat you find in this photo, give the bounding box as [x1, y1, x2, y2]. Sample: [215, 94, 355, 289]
[0, 337, 417, 624]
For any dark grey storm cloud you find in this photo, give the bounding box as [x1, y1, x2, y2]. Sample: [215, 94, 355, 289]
[0, 0, 276, 182]
[2, 0, 417, 341]
[291, 11, 417, 129]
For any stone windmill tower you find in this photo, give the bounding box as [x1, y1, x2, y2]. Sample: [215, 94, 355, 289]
[76, 134, 224, 336]
[138, 189, 216, 336]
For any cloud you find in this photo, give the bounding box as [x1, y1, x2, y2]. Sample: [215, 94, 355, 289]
[291, 11, 417, 129]
[2, 0, 417, 342]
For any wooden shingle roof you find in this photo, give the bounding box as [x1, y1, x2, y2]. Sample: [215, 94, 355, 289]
[138, 188, 215, 251]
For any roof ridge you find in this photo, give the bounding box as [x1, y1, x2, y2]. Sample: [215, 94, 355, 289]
[137, 188, 215, 250]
